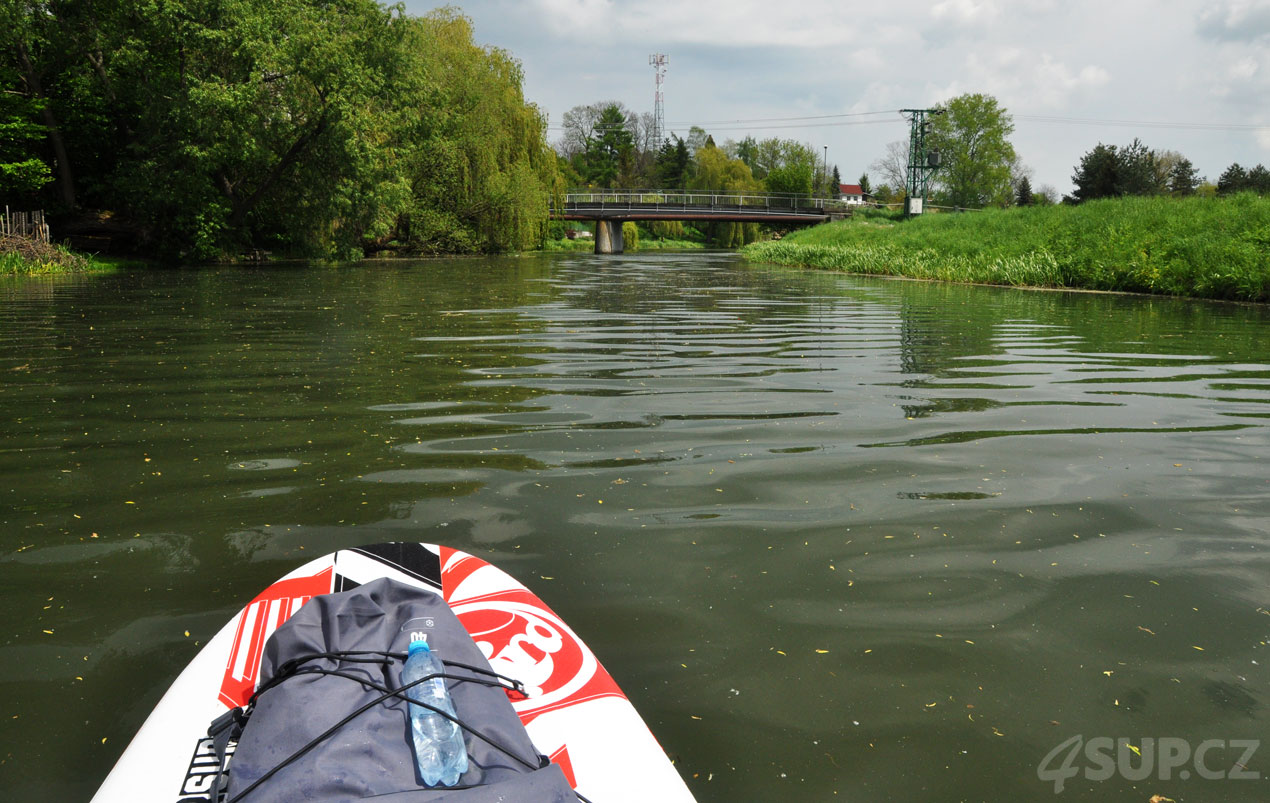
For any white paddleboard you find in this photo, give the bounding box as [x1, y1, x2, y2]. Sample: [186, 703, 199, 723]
[91, 542, 695, 802]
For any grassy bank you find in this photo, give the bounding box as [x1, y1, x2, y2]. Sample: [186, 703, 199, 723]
[743, 194, 1270, 302]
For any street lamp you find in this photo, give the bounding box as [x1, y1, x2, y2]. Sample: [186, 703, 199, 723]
[823, 145, 828, 198]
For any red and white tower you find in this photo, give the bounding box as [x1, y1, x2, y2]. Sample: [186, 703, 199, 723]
[649, 53, 668, 148]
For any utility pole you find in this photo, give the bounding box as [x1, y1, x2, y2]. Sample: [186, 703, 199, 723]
[649, 53, 668, 149]
[900, 108, 944, 215]
[823, 145, 828, 198]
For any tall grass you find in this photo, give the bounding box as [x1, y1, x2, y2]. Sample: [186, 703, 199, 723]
[743, 194, 1270, 302]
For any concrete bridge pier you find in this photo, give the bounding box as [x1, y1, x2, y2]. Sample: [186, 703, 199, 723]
[595, 219, 624, 254]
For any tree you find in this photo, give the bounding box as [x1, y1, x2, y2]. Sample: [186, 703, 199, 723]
[928, 93, 1017, 208]
[559, 101, 616, 159]
[0, 72, 52, 197]
[858, 173, 871, 196]
[654, 135, 689, 189]
[1015, 175, 1033, 207]
[685, 126, 709, 156]
[1217, 163, 1248, 194]
[873, 184, 897, 204]
[1071, 144, 1121, 202]
[729, 135, 760, 174]
[7, 2, 559, 259]
[830, 165, 841, 198]
[689, 141, 762, 246]
[1168, 157, 1200, 195]
[2, 0, 76, 207]
[1115, 138, 1161, 196]
[1247, 164, 1270, 194]
[1153, 149, 1186, 193]
[755, 139, 819, 197]
[579, 104, 633, 187]
[870, 141, 907, 193]
[1009, 154, 1034, 206]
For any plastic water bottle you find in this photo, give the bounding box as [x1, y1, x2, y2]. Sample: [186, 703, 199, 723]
[402, 640, 468, 786]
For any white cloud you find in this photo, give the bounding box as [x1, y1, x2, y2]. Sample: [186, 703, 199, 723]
[1197, 0, 1270, 41]
[928, 50, 1110, 110]
[420, 0, 1270, 189]
[931, 0, 1000, 24]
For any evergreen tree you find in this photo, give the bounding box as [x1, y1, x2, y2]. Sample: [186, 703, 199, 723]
[654, 135, 690, 189]
[581, 104, 633, 188]
[1071, 144, 1120, 202]
[1115, 138, 1160, 196]
[858, 172, 871, 196]
[1168, 157, 1200, 195]
[1015, 175, 1033, 206]
[1217, 163, 1248, 195]
[1247, 164, 1270, 194]
[830, 165, 841, 198]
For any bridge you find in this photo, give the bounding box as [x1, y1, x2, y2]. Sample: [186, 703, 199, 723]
[553, 190, 848, 253]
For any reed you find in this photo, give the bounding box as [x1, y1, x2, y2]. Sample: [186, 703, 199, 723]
[743, 194, 1270, 302]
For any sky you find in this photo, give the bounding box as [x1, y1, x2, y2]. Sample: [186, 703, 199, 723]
[403, 0, 1270, 195]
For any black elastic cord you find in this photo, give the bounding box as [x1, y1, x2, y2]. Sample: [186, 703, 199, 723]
[224, 654, 556, 803]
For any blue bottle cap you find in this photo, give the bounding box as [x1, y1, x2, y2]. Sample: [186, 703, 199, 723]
[408, 639, 430, 656]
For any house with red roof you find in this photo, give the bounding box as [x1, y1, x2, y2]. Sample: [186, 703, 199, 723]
[838, 183, 867, 205]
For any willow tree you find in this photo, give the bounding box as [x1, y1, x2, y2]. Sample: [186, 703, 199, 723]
[690, 142, 762, 247]
[395, 8, 558, 254]
[4, 0, 556, 260]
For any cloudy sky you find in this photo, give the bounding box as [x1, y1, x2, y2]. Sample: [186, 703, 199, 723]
[404, 0, 1270, 195]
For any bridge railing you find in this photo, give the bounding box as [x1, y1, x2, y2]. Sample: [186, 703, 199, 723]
[560, 189, 847, 212]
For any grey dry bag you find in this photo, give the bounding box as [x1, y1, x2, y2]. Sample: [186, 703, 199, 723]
[213, 577, 574, 802]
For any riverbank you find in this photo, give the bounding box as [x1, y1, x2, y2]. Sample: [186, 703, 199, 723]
[0, 235, 130, 275]
[742, 193, 1270, 302]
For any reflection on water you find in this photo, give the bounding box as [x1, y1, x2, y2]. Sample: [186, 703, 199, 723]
[1, 255, 1267, 801]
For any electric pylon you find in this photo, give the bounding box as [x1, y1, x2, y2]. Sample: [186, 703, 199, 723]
[900, 108, 944, 214]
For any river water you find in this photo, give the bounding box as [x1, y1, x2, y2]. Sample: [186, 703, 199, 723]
[1, 253, 1267, 801]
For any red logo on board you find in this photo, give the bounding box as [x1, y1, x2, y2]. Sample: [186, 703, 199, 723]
[440, 549, 620, 725]
[218, 567, 334, 708]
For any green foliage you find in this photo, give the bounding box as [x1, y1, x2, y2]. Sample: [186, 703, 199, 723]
[1071, 144, 1120, 202]
[1217, 162, 1270, 195]
[1, 234, 91, 273]
[1114, 138, 1161, 197]
[689, 142, 763, 247]
[5, 1, 557, 260]
[1169, 158, 1200, 195]
[646, 220, 686, 239]
[764, 161, 813, 196]
[1072, 139, 1179, 202]
[1015, 176, 1033, 207]
[928, 93, 1016, 208]
[579, 104, 633, 188]
[654, 135, 690, 189]
[0, 86, 51, 196]
[743, 194, 1270, 302]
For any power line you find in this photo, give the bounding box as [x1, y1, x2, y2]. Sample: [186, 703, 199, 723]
[547, 109, 1270, 135]
[665, 110, 898, 125]
[1014, 114, 1269, 132]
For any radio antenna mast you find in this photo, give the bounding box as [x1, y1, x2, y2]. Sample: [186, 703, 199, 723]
[649, 53, 668, 147]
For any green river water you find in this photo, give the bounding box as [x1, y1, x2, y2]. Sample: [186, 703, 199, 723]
[1, 252, 1267, 801]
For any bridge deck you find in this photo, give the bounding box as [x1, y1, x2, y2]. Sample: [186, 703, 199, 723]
[553, 191, 845, 224]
